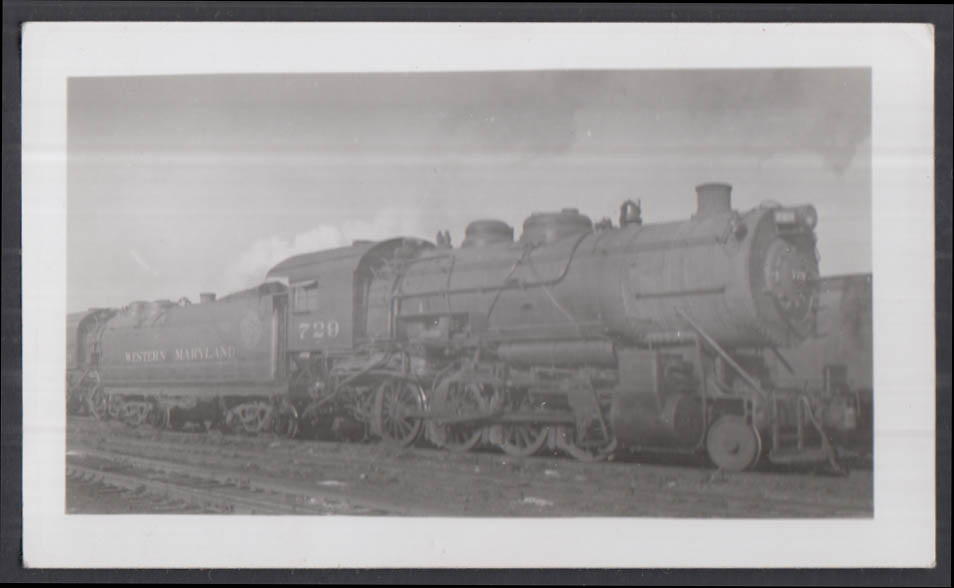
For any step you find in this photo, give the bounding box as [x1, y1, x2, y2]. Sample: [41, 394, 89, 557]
[768, 447, 828, 464]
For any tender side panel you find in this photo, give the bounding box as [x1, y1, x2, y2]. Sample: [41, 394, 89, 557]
[98, 290, 281, 388]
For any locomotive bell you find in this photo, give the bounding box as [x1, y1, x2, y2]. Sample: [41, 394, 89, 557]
[619, 199, 642, 226]
[694, 182, 733, 217]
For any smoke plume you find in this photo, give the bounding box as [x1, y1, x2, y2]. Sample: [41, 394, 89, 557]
[222, 207, 435, 292]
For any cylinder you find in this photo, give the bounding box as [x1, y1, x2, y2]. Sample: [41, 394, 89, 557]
[695, 182, 732, 217]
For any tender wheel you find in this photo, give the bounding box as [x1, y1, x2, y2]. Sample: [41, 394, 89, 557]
[706, 415, 762, 472]
[271, 400, 299, 439]
[167, 407, 184, 430]
[120, 400, 152, 428]
[426, 380, 487, 453]
[374, 379, 425, 447]
[107, 394, 124, 420]
[228, 402, 273, 435]
[146, 402, 168, 428]
[67, 394, 86, 416]
[66, 373, 89, 416]
[87, 385, 108, 420]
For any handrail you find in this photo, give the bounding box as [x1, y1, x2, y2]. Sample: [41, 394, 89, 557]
[675, 308, 767, 403]
[395, 231, 591, 300]
[799, 394, 847, 475]
[769, 346, 796, 375]
[677, 308, 847, 474]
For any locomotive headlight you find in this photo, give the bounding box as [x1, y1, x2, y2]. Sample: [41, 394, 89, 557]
[774, 206, 817, 230]
[773, 209, 798, 226]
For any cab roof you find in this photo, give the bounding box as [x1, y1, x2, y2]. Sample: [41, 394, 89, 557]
[266, 238, 433, 283]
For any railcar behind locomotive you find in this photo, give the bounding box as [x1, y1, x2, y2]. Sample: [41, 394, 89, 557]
[67, 182, 852, 471]
[769, 273, 873, 451]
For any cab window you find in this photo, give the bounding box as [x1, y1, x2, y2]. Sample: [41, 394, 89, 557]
[292, 281, 319, 314]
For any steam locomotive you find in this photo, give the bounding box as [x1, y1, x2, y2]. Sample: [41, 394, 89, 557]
[67, 183, 857, 471]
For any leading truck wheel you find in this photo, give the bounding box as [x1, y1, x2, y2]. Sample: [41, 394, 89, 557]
[706, 415, 762, 472]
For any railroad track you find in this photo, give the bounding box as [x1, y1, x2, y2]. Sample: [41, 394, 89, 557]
[66, 449, 422, 516]
[67, 417, 873, 517]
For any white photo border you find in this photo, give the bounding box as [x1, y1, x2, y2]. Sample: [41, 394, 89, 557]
[21, 22, 936, 568]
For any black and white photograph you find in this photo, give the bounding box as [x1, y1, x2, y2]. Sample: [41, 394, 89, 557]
[63, 67, 874, 517]
[20, 22, 936, 568]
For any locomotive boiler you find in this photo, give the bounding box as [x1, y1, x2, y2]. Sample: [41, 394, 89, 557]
[67, 182, 848, 472]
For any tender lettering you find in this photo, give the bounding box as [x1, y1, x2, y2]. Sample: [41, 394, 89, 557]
[174, 345, 237, 361]
[123, 350, 167, 363]
[123, 345, 237, 363]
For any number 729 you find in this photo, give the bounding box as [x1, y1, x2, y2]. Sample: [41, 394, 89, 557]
[298, 319, 340, 340]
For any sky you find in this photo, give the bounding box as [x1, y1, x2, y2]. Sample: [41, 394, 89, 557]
[67, 69, 871, 313]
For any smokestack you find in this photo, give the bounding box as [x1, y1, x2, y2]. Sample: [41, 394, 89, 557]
[200, 292, 216, 304]
[695, 183, 732, 217]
